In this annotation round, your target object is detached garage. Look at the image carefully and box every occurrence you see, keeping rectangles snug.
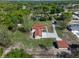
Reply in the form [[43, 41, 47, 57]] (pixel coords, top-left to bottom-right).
[[56, 40, 69, 49]]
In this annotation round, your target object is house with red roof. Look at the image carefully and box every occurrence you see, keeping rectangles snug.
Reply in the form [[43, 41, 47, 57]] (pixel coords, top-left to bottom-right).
[[31, 23, 69, 49], [56, 40, 69, 49], [31, 24, 46, 39]]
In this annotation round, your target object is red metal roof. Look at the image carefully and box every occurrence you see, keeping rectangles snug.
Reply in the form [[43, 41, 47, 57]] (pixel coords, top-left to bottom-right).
[[57, 40, 69, 48], [33, 24, 45, 30], [33, 24, 45, 36], [35, 30, 42, 36]]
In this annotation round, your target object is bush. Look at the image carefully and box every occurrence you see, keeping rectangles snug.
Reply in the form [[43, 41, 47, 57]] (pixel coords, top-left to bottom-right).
[[39, 17, 46, 21], [18, 27, 26, 33], [0, 48, 3, 57], [8, 25, 16, 32], [5, 49, 32, 58], [0, 30, 12, 47]]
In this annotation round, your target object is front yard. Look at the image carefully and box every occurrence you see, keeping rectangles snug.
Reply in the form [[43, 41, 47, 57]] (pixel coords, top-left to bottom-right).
[[12, 31, 54, 48], [11, 18, 54, 48], [56, 27, 64, 38]]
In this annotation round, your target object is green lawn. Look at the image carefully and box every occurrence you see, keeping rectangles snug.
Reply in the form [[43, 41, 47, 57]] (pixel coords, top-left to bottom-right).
[[23, 19, 52, 32], [0, 47, 3, 57], [56, 27, 64, 38], [12, 31, 54, 48], [11, 19, 54, 48], [5, 48, 32, 58]]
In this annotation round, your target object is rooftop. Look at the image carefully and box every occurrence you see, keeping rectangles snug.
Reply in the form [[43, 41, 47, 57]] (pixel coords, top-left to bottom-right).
[[32, 24, 45, 36], [32, 24, 45, 30], [57, 40, 69, 48]]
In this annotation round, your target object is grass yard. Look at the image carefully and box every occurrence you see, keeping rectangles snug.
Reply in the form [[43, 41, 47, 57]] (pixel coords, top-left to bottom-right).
[[0, 15, 54, 49], [23, 13, 52, 29], [56, 27, 64, 38], [0, 47, 3, 57], [5, 48, 32, 58], [11, 31, 54, 48]]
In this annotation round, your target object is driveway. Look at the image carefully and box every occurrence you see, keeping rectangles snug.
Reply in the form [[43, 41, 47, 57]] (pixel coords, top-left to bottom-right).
[[52, 24, 62, 41], [42, 32, 56, 38], [42, 19, 62, 41], [51, 17, 62, 41]]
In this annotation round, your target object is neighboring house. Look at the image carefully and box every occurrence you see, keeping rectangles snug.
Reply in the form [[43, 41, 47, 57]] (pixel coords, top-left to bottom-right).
[[56, 40, 69, 49], [68, 24, 79, 38], [69, 20, 79, 24], [74, 11, 79, 15], [70, 24, 79, 38], [73, 11, 79, 20], [72, 15, 79, 20], [68, 18, 79, 38]]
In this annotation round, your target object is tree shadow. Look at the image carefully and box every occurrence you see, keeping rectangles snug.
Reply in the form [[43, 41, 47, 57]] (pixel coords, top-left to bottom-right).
[[69, 44, 79, 49]]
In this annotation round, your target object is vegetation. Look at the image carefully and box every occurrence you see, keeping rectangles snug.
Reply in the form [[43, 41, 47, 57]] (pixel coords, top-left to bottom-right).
[[54, 11, 72, 38], [0, 25, 12, 47], [38, 39, 54, 47], [12, 31, 53, 48], [0, 2, 74, 58], [50, 4, 64, 14], [0, 47, 3, 57], [0, 2, 71, 48], [54, 12, 72, 22], [5, 48, 32, 58], [0, 3, 30, 32], [56, 27, 64, 38]]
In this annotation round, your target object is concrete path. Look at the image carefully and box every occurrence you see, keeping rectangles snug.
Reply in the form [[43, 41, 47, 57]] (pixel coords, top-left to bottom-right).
[[41, 17, 62, 41], [42, 23, 62, 41], [42, 32, 56, 38], [52, 24, 62, 41], [52, 17, 62, 41]]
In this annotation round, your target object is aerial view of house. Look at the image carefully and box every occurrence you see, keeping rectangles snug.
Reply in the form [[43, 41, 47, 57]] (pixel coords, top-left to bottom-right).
[[0, 0, 79, 58]]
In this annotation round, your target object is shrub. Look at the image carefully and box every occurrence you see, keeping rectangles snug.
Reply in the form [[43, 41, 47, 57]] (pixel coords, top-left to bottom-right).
[[0, 48, 3, 57], [5, 49, 32, 58]]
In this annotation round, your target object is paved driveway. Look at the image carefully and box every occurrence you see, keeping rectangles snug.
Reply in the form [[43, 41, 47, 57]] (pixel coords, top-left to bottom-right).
[[52, 24, 62, 41], [41, 24, 62, 41], [42, 32, 56, 38]]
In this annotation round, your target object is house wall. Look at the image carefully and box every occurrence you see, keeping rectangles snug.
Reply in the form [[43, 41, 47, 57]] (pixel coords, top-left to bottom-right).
[[35, 36, 41, 39], [58, 48, 68, 50]]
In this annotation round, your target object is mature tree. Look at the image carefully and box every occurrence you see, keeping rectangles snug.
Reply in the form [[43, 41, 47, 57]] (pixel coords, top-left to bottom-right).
[[55, 12, 72, 28], [49, 4, 64, 14], [0, 26, 12, 47]]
